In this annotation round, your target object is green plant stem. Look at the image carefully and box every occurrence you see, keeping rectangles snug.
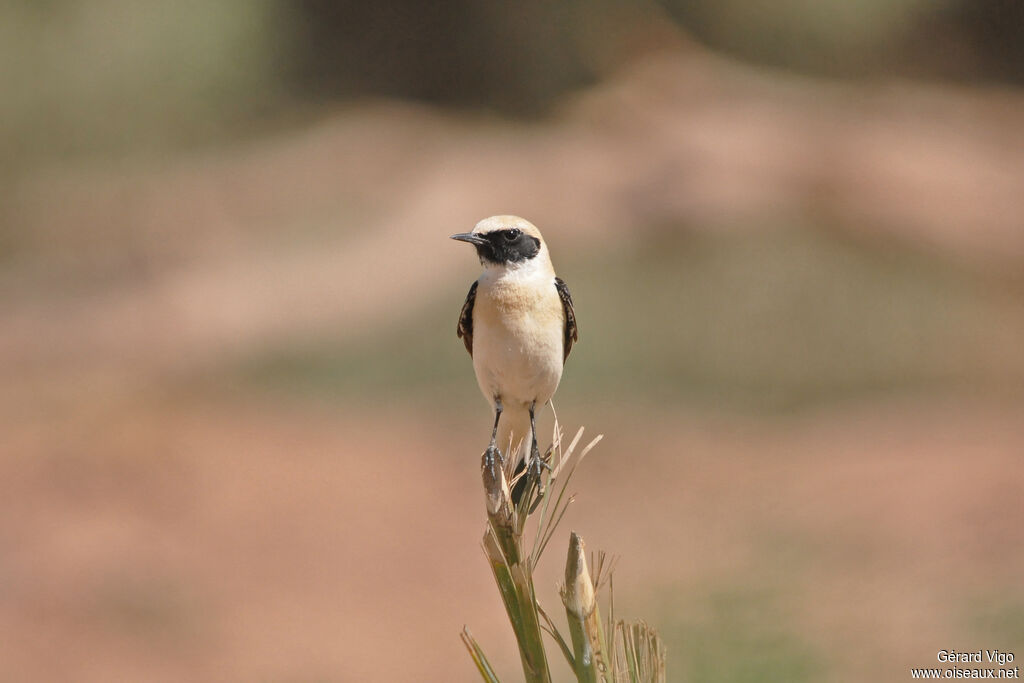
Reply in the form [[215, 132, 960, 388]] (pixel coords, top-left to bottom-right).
[[562, 531, 610, 683], [482, 452, 552, 683]]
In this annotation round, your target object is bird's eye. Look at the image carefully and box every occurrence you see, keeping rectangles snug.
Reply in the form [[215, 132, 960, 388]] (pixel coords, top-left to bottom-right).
[[504, 229, 521, 241]]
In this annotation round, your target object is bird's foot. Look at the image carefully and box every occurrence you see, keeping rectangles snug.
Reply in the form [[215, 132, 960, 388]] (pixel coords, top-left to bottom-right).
[[529, 443, 552, 473], [526, 446, 551, 511], [482, 444, 504, 474]]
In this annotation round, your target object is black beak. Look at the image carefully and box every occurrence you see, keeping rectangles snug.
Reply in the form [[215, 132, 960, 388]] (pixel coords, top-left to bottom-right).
[[450, 232, 489, 247]]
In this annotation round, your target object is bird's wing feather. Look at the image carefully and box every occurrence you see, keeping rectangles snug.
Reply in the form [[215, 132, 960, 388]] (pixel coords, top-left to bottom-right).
[[554, 276, 578, 361], [457, 280, 478, 356]]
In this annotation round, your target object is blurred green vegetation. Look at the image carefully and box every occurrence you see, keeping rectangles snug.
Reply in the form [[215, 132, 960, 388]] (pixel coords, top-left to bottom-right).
[[663, 0, 937, 74], [0, 0, 279, 167], [658, 586, 823, 682], [4, 0, 1022, 170], [971, 597, 1024, 647], [285, 0, 1024, 108], [238, 224, 1001, 414]]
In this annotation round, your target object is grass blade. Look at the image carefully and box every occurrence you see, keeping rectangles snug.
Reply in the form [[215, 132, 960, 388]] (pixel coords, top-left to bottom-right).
[[537, 602, 575, 669], [461, 627, 503, 683]]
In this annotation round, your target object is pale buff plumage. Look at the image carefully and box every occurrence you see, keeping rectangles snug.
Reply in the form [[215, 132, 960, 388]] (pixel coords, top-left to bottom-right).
[[458, 215, 571, 462], [456, 216, 577, 466]]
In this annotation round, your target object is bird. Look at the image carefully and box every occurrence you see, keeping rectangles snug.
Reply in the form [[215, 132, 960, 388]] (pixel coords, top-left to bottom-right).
[[451, 215, 577, 503]]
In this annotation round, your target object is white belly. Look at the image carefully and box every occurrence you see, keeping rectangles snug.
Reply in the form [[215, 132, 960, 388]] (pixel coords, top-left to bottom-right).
[[472, 307, 564, 411]]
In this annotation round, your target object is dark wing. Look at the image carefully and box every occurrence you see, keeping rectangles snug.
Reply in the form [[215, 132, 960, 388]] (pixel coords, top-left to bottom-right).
[[554, 276, 578, 362], [457, 280, 478, 356]]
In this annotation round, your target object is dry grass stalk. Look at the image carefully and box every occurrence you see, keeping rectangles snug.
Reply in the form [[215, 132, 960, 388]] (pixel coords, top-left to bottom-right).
[[466, 421, 666, 683], [481, 447, 551, 683], [561, 531, 610, 683], [606, 620, 667, 683]]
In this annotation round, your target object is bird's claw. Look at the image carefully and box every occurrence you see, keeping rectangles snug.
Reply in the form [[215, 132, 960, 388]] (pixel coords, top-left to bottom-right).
[[529, 444, 552, 473], [482, 444, 504, 473], [535, 454, 553, 473], [526, 445, 551, 510]]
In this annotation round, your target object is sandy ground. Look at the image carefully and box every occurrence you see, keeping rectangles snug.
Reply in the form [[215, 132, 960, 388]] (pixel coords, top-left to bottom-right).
[[1, 390, 1021, 682]]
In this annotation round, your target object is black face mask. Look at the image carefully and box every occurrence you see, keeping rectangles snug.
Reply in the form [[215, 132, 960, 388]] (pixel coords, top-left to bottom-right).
[[477, 228, 541, 264]]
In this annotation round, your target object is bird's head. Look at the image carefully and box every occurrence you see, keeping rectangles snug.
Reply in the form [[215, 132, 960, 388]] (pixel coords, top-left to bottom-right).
[[450, 215, 548, 269]]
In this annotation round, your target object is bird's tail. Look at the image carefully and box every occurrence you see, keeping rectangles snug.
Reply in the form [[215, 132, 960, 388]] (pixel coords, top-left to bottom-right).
[[496, 405, 532, 471], [495, 405, 534, 505]]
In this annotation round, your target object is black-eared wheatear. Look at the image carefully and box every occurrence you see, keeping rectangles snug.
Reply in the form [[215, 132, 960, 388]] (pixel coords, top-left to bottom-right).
[[452, 215, 577, 502]]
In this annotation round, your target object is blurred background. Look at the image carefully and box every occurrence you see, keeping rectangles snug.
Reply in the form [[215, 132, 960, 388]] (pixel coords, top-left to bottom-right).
[[3, 1, 1024, 681]]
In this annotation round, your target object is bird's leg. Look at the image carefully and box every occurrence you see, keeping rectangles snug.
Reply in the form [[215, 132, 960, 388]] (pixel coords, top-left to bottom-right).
[[483, 399, 504, 469], [529, 401, 541, 464], [527, 401, 548, 501]]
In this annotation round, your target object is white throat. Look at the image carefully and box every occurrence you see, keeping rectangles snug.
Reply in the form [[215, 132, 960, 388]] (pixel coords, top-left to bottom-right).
[[479, 251, 553, 287]]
